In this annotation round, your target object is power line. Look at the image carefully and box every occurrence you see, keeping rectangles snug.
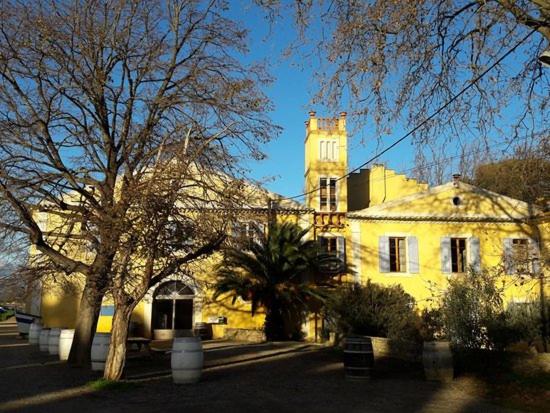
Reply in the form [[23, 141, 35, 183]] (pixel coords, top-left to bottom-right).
[[283, 27, 538, 201]]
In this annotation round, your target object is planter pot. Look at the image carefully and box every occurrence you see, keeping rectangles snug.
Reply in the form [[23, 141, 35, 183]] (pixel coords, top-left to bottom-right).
[[58, 329, 75, 361], [423, 341, 453, 382], [15, 310, 40, 335], [171, 337, 203, 384], [343, 336, 374, 380], [91, 333, 111, 371], [48, 328, 61, 355], [29, 322, 43, 345], [39, 328, 51, 352]]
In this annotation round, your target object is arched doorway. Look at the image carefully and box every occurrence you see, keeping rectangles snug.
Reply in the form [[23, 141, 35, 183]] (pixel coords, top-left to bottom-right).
[[152, 281, 195, 339]]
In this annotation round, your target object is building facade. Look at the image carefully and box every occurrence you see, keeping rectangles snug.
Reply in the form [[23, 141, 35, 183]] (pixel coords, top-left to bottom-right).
[[29, 112, 549, 341]]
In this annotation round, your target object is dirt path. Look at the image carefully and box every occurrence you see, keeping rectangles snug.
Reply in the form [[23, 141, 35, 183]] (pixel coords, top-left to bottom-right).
[[0, 319, 526, 413]]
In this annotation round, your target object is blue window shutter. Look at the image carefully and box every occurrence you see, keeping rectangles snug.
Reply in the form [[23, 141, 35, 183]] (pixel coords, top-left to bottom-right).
[[407, 236, 419, 274], [441, 237, 451, 274], [529, 238, 541, 274], [337, 236, 346, 263], [468, 237, 481, 272], [379, 236, 390, 273], [503, 238, 514, 274]]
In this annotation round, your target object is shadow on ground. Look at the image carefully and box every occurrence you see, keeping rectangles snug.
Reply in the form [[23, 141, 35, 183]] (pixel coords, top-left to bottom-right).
[[0, 320, 530, 413]]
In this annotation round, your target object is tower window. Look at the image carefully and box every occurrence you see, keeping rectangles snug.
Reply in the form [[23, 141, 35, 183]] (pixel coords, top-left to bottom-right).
[[319, 178, 337, 211], [319, 140, 339, 161]]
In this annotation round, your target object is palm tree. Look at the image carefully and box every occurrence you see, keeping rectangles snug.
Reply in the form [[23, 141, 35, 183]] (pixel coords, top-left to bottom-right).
[[214, 221, 326, 340]]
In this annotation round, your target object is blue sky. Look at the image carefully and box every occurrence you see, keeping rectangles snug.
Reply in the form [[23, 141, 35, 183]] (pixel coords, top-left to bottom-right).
[[236, 4, 418, 200], [230, 3, 545, 201]]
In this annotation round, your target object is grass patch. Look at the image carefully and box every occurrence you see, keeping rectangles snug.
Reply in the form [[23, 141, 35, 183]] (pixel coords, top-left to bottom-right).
[[0, 310, 15, 321], [87, 378, 139, 392]]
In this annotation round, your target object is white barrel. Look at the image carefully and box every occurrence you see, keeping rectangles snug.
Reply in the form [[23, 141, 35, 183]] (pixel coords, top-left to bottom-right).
[[91, 333, 111, 371], [171, 337, 204, 384], [29, 322, 43, 345], [423, 341, 454, 382], [39, 328, 51, 352], [58, 329, 75, 361], [48, 328, 61, 355]]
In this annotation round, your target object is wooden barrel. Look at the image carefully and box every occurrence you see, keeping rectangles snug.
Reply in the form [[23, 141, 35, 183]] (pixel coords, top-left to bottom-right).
[[91, 333, 111, 371], [193, 322, 213, 340], [59, 329, 75, 361], [171, 337, 203, 384], [39, 328, 51, 352], [48, 328, 61, 355], [29, 322, 43, 345], [423, 341, 453, 382], [343, 336, 374, 380]]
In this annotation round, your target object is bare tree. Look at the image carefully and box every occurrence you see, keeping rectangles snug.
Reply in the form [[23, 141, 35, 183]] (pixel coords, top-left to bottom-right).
[[0, 0, 277, 366], [286, 1, 549, 149]]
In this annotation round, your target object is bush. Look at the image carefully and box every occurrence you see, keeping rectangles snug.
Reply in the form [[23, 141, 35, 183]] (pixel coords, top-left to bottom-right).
[[0, 309, 15, 321], [487, 302, 543, 350], [326, 281, 421, 343], [440, 269, 504, 350], [419, 308, 446, 342]]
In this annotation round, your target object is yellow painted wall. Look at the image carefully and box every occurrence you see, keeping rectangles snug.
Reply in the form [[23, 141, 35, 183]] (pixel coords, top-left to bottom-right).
[[352, 218, 543, 308], [368, 165, 428, 206]]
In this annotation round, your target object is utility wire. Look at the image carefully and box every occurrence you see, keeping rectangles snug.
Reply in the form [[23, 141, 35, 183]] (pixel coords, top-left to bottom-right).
[[346, 132, 543, 189], [282, 27, 538, 201]]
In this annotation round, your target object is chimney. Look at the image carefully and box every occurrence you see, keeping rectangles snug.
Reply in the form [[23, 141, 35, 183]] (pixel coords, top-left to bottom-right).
[[309, 110, 316, 118], [452, 173, 461, 187]]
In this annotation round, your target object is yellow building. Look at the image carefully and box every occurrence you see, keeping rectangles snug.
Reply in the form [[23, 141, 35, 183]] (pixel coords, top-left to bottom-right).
[[304, 111, 548, 312], [30, 112, 548, 341]]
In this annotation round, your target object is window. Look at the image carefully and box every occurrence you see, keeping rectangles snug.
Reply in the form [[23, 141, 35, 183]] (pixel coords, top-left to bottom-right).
[[319, 236, 338, 255], [389, 237, 406, 272], [232, 221, 265, 244], [318, 235, 346, 273], [319, 139, 338, 161], [450, 238, 467, 273], [511, 239, 529, 273], [319, 178, 337, 211]]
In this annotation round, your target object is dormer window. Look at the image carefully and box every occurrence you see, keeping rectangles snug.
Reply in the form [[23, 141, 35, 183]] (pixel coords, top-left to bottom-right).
[[319, 139, 339, 161]]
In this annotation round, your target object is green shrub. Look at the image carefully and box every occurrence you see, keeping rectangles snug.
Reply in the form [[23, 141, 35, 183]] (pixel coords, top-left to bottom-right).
[[0, 310, 15, 321], [325, 281, 420, 343], [419, 308, 446, 341], [440, 269, 505, 350], [487, 302, 543, 350]]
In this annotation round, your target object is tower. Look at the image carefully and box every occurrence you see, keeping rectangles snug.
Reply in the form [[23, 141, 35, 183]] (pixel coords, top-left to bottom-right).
[[304, 111, 348, 213]]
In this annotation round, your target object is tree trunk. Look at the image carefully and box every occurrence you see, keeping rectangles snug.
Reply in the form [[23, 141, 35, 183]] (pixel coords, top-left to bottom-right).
[[68, 280, 104, 366], [103, 302, 135, 380], [264, 302, 285, 341]]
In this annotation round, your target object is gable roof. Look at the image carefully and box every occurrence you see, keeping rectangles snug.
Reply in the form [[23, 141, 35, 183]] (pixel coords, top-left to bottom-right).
[[347, 181, 540, 222]]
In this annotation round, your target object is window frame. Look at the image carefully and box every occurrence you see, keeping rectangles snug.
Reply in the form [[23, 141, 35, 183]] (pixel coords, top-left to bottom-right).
[[450, 237, 467, 273], [319, 177, 337, 211], [319, 139, 339, 162], [389, 237, 407, 273]]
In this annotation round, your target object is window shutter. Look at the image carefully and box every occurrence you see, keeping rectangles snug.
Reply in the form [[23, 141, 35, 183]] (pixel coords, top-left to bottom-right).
[[351, 224, 361, 283], [440, 237, 451, 274], [337, 236, 346, 263], [407, 236, 419, 274], [468, 237, 481, 272], [529, 238, 541, 274], [503, 238, 514, 274], [379, 236, 390, 273]]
